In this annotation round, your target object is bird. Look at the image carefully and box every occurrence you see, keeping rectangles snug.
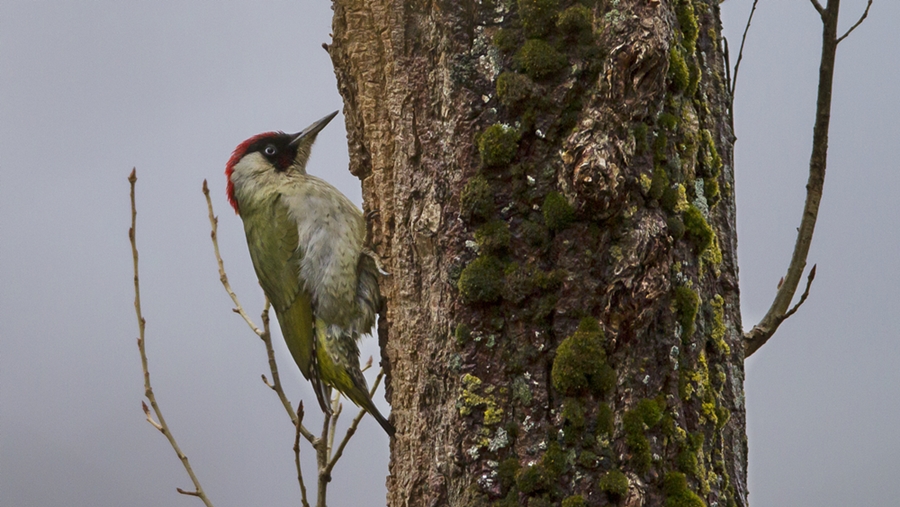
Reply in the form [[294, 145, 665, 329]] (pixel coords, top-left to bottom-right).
[[225, 111, 394, 436]]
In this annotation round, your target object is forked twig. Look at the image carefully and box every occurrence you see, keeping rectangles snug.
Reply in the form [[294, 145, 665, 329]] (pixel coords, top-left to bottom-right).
[[130, 169, 214, 506], [745, 0, 871, 357], [202, 179, 315, 441]]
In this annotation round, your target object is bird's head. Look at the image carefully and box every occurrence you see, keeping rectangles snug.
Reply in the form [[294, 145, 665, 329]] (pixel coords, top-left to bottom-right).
[[225, 111, 338, 214]]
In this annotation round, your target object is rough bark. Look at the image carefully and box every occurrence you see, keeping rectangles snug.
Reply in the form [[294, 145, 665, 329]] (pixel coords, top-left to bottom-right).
[[328, 1, 745, 506]]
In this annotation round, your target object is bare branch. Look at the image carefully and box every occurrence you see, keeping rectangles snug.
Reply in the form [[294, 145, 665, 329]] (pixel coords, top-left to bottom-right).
[[731, 0, 760, 96], [316, 412, 331, 507], [809, 0, 825, 16], [744, 2, 844, 357], [293, 403, 311, 507], [837, 0, 873, 44], [202, 180, 263, 337], [130, 169, 214, 507]]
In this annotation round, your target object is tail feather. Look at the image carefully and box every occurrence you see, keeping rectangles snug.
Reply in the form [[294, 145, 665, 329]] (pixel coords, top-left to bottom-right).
[[317, 320, 394, 436], [308, 332, 332, 416], [367, 402, 395, 436]]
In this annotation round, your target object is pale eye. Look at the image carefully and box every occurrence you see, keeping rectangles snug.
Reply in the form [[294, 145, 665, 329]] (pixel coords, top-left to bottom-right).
[[264, 145, 277, 156]]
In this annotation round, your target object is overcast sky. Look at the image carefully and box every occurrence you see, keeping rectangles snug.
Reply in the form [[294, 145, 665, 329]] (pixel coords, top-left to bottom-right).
[[1, 1, 897, 506]]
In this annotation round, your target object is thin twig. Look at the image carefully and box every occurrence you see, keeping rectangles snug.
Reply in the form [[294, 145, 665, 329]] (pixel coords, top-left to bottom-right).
[[723, 36, 731, 96], [324, 370, 385, 477], [780, 265, 817, 321], [293, 403, 311, 507], [316, 413, 331, 507], [836, 0, 872, 44], [202, 180, 263, 336], [130, 169, 214, 507], [202, 180, 315, 442], [731, 0, 760, 96], [328, 396, 343, 457]]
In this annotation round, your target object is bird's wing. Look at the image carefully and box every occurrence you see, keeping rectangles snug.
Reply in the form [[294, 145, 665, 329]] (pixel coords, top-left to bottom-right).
[[243, 197, 327, 413]]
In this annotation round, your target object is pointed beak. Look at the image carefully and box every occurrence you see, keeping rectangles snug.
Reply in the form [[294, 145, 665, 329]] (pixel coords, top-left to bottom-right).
[[289, 111, 339, 146]]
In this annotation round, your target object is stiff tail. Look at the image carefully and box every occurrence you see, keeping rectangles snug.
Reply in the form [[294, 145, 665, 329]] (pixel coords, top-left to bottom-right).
[[367, 402, 395, 436], [308, 334, 332, 416], [315, 319, 395, 436]]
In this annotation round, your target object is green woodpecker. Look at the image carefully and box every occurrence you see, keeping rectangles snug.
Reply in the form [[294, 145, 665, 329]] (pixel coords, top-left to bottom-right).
[[225, 111, 393, 436]]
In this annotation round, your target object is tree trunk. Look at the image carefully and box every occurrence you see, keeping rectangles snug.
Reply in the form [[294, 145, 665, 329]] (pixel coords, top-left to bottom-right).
[[328, 1, 745, 506]]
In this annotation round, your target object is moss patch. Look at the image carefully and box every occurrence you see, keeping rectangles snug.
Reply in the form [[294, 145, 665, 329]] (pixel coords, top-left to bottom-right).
[[551, 318, 615, 396], [703, 177, 720, 206], [461, 175, 494, 221], [516, 39, 567, 80], [659, 112, 679, 131], [673, 285, 700, 340], [520, 219, 551, 249], [557, 5, 592, 40], [634, 123, 650, 155], [599, 469, 629, 498], [669, 47, 690, 93], [664, 472, 706, 507], [516, 463, 548, 495], [493, 28, 521, 54], [561, 397, 586, 429], [595, 402, 614, 436], [709, 294, 730, 354], [455, 323, 472, 346], [518, 0, 560, 37], [458, 255, 505, 303], [667, 215, 686, 240], [541, 441, 567, 478], [479, 124, 520, 168], [498, 457, 520, 491], [542, 191, 575, 231], [561, 495, 587, 507], [623, 398, 665, 473], [682, 205, 713, 253], [676, 0, 699, 53], [699, 130, 722, 174], [503, 262, 560, 304], [475, 220, 512, 254], [649, 164, 670, 201], [661, 183, 689, 214], [497, 71, 534, 107]]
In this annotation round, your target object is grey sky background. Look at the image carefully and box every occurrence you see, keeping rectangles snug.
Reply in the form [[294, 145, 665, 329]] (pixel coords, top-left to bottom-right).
[[0, 1, 896, 506]]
